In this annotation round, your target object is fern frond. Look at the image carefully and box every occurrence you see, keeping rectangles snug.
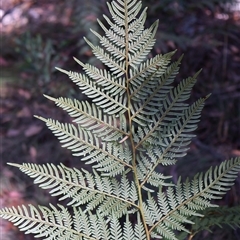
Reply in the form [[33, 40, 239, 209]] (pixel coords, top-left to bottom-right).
[[86, 210, 110, 239], [128, 20, 158, 67], [73, 58, 126, 96], [139, 95, 209, 187], [0, 204, 96, 240], [123, 215, 135, 240], [84, 37, 126, 77], [136, 152, 174, 188], [145, 157, 240, 239], [1, 1, 239, 239], [43, 95, 128, 140], [7, 163, 138, 218], [129, 51, 177, 100], [130, 59, 184, 127], [109, 212, 146, 240], [56, 68, 127, 115], [190, 206, 240, 236], [134, 212, 147, 240], [133, 70, 200, 134], [35, 116, 132, 176], [91, 0, 158, 74]]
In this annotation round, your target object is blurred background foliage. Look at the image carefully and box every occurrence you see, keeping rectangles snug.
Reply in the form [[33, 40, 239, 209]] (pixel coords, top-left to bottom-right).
[[0, 0, 240, 239]]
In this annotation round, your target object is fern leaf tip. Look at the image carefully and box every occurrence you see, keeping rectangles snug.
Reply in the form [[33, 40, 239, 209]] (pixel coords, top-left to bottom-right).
[[7, 162, 22, 168], [194, 69, 203, 78], [55, 67, 69, 75], [43, 94, 56, 102], [205, 93, 212, 99], [34, 115, 47, 122], [73, 57, 84, 67]]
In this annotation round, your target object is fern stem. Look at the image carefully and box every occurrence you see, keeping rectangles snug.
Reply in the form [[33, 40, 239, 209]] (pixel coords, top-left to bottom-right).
[[188, 234, 194, 240], [123, 0, 150, 238]]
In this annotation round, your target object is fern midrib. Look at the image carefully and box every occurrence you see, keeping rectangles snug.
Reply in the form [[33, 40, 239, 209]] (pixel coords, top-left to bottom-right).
[[85, 38, 126, 74], [97, 18, 126, 46], [123, 0, 150, 239], [128, 55, 168, 98], [135, 75, 197, 150], [45, 95, 129, 136], [57, 67, 127, 111], [148, 158, 240, 234], [12, 163, 138, 209], [129, 61, 166, 101], [73, 57, 127, 91], [130, 64, 175, 121], [35, 116, 132, 169], [100, 34, 126, 59], [0, 208, 95, 240], [68, 71, 127, 109], [140, 97, 207, 187], [133, 61, 183, 143], [128, 22, 157, 65], [129, 52, 177, 99]]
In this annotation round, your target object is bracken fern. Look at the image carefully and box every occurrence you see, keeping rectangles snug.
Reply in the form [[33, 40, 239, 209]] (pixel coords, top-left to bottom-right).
[[1, 0, 240, 239]]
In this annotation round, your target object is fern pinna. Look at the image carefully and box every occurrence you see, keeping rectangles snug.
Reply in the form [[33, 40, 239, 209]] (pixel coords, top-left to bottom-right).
[[1, 0, 240, 239]]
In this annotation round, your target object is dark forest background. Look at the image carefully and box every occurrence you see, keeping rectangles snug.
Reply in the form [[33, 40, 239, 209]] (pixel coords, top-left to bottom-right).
[[0, 0, 240, 239]]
